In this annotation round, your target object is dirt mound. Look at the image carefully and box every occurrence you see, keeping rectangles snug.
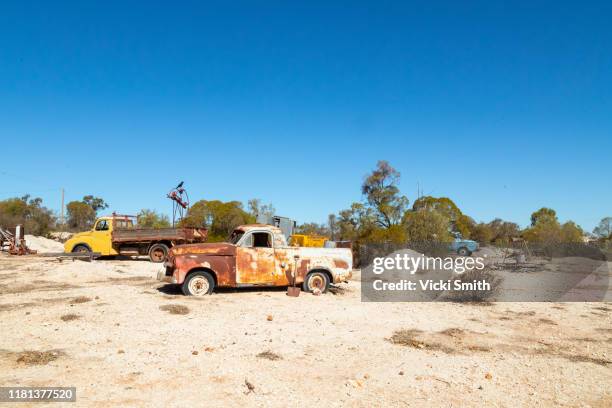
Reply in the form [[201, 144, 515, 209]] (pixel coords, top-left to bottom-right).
[[24, 235, 64, 253], [49, 231, 73, 242]]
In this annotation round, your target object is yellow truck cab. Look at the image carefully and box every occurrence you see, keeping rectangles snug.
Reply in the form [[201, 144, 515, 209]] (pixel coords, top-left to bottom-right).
[[64, 214, 207, 262], [64, 215, 131, 256]]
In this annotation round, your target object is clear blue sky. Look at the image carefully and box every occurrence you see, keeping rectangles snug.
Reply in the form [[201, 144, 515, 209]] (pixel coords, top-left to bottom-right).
[[0, 1, 610, 231]]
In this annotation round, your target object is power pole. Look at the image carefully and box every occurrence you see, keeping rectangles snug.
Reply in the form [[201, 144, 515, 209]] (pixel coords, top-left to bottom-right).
[[60, 188, 65, 229]]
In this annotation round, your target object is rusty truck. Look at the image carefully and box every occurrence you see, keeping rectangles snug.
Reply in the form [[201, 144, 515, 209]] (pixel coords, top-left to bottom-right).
[[157, 224, 353, 296], [64, 214, 208, 262]]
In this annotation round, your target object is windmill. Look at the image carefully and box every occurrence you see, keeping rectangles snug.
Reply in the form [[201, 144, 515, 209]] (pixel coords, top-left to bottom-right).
[[167, 181, 189, 227]]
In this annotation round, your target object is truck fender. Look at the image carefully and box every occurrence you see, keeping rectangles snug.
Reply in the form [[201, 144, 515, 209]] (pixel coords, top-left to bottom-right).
[[181, 267, 218, 287], [71, 243, 92, 252]]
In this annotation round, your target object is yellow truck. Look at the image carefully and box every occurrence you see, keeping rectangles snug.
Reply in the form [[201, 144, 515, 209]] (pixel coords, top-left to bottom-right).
[[63, 214, 207, 262]]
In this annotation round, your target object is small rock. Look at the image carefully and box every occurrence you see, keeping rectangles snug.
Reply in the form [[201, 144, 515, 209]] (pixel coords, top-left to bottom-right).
[[266, 315, 273, 321], [117, 350, 125, 354], [399, 371, 404, 376], [363, 373, 370, 380], [192, 351, 199, 355], [485, 373, 492, 380]]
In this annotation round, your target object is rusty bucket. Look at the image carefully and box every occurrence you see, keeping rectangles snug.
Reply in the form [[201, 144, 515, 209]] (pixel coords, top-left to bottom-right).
[[286, 286, 301, 297]]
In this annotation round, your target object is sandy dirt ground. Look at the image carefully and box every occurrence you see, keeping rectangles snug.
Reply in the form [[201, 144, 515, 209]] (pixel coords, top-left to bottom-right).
[[1, 254, 611, 407]]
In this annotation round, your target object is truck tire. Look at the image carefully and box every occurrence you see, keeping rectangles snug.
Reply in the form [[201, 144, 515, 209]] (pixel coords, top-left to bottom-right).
[[72, 244, 91, 253], [182, 271, 215, 296], [457, 247, 471, 256], [303, 271, 330, 293], [148, 243, 169, 263]]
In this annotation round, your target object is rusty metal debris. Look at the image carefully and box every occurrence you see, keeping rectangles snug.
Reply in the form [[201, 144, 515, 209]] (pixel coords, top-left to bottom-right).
[[0, 224, 36, 255], [167, 181, 189, 226]]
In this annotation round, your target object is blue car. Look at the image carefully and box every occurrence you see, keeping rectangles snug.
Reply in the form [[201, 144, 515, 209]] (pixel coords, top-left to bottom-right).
[[449, 234, 479, 256]]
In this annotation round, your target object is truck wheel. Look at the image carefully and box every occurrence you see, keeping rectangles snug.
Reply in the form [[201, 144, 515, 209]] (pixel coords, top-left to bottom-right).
[[72, 244, 91, 253], [457, 247, 471, 256], [148, 244, 169, 263], [303, 271, 330, 293], [182, 271, 214, 296]]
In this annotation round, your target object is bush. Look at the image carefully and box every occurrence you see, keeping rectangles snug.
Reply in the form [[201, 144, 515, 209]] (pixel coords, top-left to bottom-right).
[[444, 268, 502, 303], [0, 196, 56, 236], [137, 209, 170, 228]]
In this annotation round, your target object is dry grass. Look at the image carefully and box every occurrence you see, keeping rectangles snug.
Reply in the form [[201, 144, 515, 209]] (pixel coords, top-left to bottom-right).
[[0, 282, 81, 295], [538, 318, 558, 325], [70, 296, 92, 304], [159, 304, 190, 315], [256, 350, 283, 361], [16, 350, 63, 365], [0, 302, 37, 312], [389, 327, 495, 354], [60, 313, 80, 321], [108, 276, 150, 282], [328, 285, 350, 296], [439, 328, 465, 337], [388, 329, 456, 354]]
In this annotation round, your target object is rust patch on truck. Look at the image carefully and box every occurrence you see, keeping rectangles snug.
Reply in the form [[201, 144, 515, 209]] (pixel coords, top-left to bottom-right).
[[236, 247, 278, 284], [334, 259, 349, 269]]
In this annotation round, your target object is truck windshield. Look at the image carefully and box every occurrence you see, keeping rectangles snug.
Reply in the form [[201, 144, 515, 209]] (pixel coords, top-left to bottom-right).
[[228, 231, 244, 244]]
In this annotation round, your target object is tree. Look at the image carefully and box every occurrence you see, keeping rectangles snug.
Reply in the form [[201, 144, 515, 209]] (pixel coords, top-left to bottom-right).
[[247, 199, 275, 220], [487, 218, 521, 244], [560, 221, 583, 243], [295, 222, 329, 236], [328, 214, 338, 240], [337, 202, 377, 241], [593, 217, 612, 239], [361, 161, 409, 228], [469, 223, 494, 244], [523, 208, 584, 243], [137, 209, 170, 228], [412, 196, 473, 237], [403, 209, 452, 242], [66, 195, 109, 231], [181, 200, 255, 241], [0, 195, 56, 236], [66, 201, 96, 230], [530, 207, 557, 227], [82, 195, 109, 212]]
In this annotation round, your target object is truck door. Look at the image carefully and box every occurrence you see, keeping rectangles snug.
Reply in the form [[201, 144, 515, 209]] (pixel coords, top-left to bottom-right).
[[236, 231, 276, 285], [91, 219, 111, 255]]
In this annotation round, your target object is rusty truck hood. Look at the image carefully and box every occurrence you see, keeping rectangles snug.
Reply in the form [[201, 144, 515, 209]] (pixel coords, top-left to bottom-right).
[[171, 242, 236, 256]]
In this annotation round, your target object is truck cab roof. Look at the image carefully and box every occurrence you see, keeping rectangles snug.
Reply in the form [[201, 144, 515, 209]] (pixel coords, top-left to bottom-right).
[[234, 224, 284, 235]]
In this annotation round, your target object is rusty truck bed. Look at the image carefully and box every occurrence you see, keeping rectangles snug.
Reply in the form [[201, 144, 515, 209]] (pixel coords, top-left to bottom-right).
[[112, 227, 207, 244]]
